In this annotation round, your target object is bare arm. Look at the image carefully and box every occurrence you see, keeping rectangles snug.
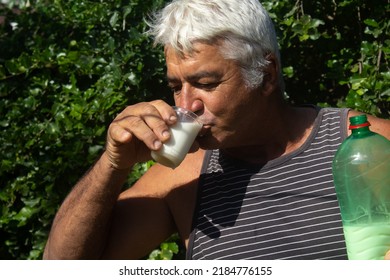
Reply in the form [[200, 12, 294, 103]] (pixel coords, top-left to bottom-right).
[[348, 110, 390, 139], [43, 101, 179, 259], [99, 148, 204, 259], [43, 152, 130, 259]]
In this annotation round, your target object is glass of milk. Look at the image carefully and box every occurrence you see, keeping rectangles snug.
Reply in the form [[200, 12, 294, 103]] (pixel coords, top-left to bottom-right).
[[151, 106, 202, 168]]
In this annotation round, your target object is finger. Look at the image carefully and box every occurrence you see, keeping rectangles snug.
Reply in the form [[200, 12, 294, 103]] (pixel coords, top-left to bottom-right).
[[385, 250, 390, 260], [108, 120, 133, 145], [108, 101, 176, 151], [118, 114, 163, 150], [110, 103, 164, 148], [150, 100, 178, 125], [139, 104, 172, 143], [105, 122, 138, 170]]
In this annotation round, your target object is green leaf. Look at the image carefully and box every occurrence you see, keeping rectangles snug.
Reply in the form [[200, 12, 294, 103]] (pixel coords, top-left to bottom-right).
[[0, 65, 6, 79], [5, 59, 20, 75], [364, 19, 379, 28], [109, 11, 119, 28]]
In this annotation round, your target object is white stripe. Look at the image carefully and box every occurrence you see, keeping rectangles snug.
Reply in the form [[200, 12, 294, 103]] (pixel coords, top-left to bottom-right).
[[201, 171, 335, 207], [195, 201, 340, 247], [315, 129, 340, 138], [310, 136, 341, 146], [194, 222, 344, 259], [202, 156, 335, 193]]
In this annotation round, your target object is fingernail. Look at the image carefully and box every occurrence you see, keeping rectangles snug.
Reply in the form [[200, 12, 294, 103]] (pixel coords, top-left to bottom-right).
[[154, 140, 162, 150], [169, 115, 177, 122], [162, 130, 170, 139]]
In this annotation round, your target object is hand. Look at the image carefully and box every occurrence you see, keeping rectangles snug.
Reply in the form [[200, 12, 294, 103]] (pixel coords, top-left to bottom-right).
[[104, 100, 177, 170], [386, 250, 390, 260]]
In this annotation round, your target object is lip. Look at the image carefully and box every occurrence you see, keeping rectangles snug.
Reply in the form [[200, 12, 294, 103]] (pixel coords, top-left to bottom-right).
[[198, 125, 211, 137]]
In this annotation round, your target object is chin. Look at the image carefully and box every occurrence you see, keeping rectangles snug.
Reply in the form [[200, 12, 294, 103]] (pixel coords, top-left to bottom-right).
[[196, 134, 224, 150]]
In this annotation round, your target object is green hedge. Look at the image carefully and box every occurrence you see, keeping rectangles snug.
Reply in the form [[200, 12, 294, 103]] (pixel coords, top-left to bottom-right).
[[265, 0, 389, 115], [0, 0, 388, 260]]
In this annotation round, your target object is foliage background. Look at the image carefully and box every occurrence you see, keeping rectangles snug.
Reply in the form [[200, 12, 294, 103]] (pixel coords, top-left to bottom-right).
[[0, 0, 389, 260]]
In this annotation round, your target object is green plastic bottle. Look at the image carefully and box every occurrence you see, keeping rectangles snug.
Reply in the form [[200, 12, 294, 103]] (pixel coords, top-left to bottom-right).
[[332, 114, 390, 260]]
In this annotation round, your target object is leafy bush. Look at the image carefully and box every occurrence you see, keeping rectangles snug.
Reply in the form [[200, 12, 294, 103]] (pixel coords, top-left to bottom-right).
[[0, 0, 170, 259], [0, 0, 388, 260], [264, 0, 389, 117]]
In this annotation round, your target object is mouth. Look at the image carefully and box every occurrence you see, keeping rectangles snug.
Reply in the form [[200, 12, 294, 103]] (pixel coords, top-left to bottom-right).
[[198, 125, 211, 138]]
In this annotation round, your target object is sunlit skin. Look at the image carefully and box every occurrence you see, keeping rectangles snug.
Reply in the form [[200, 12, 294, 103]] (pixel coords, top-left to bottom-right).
[[165, 42, 317, 164], [166, 43, 258, 150]]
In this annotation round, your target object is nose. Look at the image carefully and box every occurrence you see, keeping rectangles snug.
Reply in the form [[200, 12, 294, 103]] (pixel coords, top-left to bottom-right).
[[175, 84, 204, 115]]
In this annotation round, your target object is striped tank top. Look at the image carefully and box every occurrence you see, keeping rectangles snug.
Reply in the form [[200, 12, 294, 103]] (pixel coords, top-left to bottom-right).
[[187, 107, 350, 259]]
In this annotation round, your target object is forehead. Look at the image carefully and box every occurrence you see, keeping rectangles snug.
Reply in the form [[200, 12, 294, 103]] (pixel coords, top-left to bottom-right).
[[165, 41, 221, 58], [164, 42, 236, 79]]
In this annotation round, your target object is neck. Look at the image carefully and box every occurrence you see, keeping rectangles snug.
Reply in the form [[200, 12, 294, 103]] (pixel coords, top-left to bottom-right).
[[222, 105, 318, 164]]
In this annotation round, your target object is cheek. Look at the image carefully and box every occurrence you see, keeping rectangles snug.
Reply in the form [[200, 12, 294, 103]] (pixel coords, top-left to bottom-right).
[[197, 81, 252, 125], [210, 87, 251, 118], [202, 96, 229, 121]]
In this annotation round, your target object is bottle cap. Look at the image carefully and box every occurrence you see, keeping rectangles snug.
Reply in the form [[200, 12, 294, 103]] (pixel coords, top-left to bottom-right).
[[349, 114, 371, 129]]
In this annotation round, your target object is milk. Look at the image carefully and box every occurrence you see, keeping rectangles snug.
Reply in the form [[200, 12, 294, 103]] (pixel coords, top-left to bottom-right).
[[151, 121, 202, 168], [343, 224, 390, 259]]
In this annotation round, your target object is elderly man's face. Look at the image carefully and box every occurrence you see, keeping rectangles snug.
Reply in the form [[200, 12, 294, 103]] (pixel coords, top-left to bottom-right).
[[165, 42, 267, 150]]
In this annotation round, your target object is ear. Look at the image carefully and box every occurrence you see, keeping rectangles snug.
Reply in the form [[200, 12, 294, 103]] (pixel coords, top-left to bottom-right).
[[260, 54, 279, 97]]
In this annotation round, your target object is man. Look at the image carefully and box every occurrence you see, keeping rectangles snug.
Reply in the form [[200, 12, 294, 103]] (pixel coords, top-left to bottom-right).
[[43, 0, 390, 259]]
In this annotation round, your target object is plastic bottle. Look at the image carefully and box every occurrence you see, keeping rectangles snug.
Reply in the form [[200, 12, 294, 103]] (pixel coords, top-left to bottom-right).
[[332, 114, 390, 260]]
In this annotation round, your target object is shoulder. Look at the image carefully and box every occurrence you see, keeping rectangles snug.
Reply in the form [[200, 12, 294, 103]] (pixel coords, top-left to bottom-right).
[[347, 110, 390, 139]]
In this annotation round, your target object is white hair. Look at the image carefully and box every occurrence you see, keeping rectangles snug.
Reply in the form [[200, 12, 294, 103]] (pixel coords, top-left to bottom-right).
[[147, 0, 283, 90]]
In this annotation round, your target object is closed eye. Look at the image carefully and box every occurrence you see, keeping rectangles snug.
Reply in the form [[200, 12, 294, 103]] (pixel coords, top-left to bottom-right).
[[168, 84, 182, 94], [193, 82, 219, 91]]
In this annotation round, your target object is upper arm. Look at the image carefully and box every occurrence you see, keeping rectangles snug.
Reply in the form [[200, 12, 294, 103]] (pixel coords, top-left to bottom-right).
[[100, 165, 177, 259], [100, 149, 205, 259], [348, 110, 390, 139]]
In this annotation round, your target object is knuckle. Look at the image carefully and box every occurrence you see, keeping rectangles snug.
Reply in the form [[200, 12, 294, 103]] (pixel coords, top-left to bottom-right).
[[150, 99, 165, 107], [109, 102, 167, 148], [107, 123, 124, 142], [140, 129, 156, 142], [141, 104, 158, 117], [153, 121, 169, 132]]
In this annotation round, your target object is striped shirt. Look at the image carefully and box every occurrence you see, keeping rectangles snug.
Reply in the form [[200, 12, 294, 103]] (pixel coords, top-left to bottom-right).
[[187, 107, 350, 259]]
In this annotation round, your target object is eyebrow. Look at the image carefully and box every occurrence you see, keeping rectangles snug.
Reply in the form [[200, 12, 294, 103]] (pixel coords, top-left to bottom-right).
[[167, 71, 223, 84]]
